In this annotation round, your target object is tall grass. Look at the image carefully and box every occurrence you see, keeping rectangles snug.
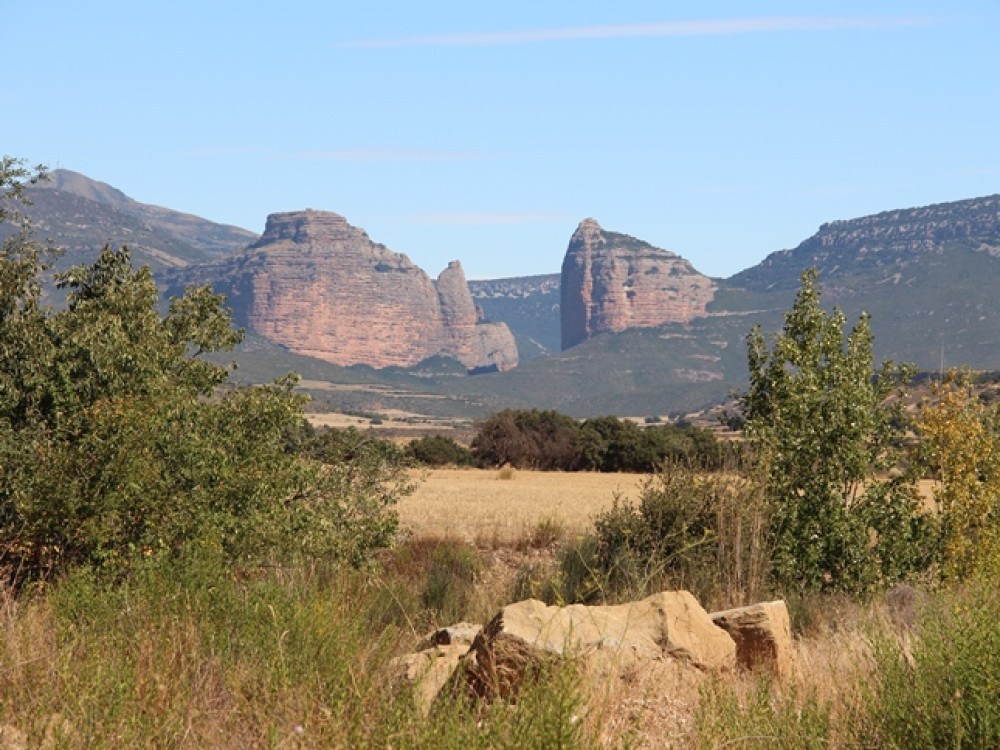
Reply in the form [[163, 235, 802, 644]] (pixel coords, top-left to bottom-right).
[[0, 551, 591, 748], [866, 576, 1000, 748]]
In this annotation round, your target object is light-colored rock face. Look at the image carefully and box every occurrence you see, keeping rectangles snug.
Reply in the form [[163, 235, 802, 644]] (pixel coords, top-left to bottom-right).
[[465, 591, 735, 700], [387, 590, 796, 715], [436, 261, 519, 372], [560, 218, 716, 350], [389, 644, 470, 717], [235, 210, 517, 371]]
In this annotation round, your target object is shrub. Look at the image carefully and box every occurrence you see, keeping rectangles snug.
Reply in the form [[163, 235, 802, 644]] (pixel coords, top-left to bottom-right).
[[0, 162, 404, 578], [916, 369, 1000, 579], [550, 464, 770, 606], [471, 409, 580, 470], [419, 541, 481, 621], [471, 409, 729, 473], [406, 434, 475, 467]]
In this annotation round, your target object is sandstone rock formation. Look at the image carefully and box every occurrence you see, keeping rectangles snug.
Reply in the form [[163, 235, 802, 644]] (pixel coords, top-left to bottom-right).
[[198, 210, 518, 371], [560, 218, 716, 350], [710, 600, 796, 678], [391, 590, 742, 713], [464, 591, 736, 700]]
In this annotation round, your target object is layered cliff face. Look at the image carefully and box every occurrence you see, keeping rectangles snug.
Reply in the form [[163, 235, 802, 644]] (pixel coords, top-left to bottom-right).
[[730, 194, 1000, 292], [209, 210, 518, 370], [560, 218, 716, 350]]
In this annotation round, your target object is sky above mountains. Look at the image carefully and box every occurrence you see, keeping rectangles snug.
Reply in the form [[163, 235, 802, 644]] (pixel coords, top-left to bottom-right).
[[6, 1, 1000, 279]]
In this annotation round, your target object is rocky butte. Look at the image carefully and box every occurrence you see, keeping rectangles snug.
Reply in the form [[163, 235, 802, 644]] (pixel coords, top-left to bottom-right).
[[207, 210, 518, 371], [560, 218, 716, 350]]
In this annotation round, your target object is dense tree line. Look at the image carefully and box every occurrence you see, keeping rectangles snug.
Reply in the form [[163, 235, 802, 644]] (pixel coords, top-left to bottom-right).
[[469, 409, 729, 472]]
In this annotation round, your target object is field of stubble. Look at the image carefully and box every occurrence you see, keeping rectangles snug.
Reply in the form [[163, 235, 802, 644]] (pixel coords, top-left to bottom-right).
[[398, 468, 650, 542]]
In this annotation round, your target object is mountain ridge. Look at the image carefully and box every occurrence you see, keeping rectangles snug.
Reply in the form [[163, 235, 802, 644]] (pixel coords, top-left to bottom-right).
[[9, 167, 1000, 417]]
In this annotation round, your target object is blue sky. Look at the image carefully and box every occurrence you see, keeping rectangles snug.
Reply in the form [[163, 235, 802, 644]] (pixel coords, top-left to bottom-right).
[[5, 2, 999, 279]]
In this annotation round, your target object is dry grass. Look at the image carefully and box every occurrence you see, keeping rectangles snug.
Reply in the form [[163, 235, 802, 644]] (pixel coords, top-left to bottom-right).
[[398, 468, 648, 544]]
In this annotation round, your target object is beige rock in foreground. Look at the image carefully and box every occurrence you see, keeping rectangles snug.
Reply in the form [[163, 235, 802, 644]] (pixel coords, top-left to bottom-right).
[[465, 591, 736, 699], [710, 600, 796, 678], [389, 643, 470, 716]]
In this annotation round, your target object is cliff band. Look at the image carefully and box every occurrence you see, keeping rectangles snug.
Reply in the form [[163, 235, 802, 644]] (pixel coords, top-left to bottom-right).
[[212, 210, 518, 370]]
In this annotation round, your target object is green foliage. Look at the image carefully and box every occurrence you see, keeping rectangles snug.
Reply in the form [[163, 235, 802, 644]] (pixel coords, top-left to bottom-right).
[[406, 434, 475, 467], [419, 541, 481, 621], [696, 675, 834, 749], [0, 161, 402, 577], [544, 465, 769, 606], [867, 578, 1000, 748], [741, 268, 933, 594], [471, 408, 727, 473], [3, 555, 591, 747], [471, 408, 581, 470]]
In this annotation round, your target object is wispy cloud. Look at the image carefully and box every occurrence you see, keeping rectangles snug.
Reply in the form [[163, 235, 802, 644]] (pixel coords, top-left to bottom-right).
[[395, 211, 571, 226], [342, 16, 938, 49], [290, 148, 499, 162]]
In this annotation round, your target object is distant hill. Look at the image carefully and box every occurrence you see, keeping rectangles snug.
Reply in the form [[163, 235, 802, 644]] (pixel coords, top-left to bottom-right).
[[9, 170, 257, 287], [443, 194, 1000, 415]]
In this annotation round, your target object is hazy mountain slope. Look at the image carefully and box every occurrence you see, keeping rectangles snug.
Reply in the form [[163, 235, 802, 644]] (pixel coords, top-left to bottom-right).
[[729, 194, 1000, 292], [37, 170, 258, 257], [468, 274, 560, 360]]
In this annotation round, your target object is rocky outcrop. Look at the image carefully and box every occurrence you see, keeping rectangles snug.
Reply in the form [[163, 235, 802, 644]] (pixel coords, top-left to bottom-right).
[[730, 194, 1000, 292], [195, 210, 518, 371], [464, 592, 736, 700], [560, 218, 716, 350], [391, 590, 742, 713]]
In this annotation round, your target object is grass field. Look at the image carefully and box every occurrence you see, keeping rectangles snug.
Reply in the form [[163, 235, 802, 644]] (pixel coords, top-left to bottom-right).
[[399, 468, 649, 543]]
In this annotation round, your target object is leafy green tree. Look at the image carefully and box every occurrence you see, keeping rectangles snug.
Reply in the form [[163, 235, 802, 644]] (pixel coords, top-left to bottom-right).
[[0, 158, 403, 577], [741, 268, 932, 593], [471, 409, 580, 470], [405, 434, 475, 467]]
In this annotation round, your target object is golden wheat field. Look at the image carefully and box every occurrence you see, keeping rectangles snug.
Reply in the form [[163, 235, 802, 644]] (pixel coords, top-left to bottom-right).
[[398, 468, 650, 543]]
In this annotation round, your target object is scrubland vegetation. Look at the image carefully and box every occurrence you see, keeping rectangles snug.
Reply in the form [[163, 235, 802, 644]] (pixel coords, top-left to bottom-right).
[[4, 158, 1000, 746]]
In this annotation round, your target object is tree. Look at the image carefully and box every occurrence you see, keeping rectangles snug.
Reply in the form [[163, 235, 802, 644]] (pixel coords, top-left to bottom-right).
[[0, 158, 403, 577], [917, 370, 1000, 579], [471, 409, 580, 470], [741, 268, 932, 593]]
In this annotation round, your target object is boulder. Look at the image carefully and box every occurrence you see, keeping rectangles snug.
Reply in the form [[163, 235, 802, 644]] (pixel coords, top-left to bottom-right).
[[464, 591, 736, 699], [389, 643, 470, 716], [710, 600, 796, 678]]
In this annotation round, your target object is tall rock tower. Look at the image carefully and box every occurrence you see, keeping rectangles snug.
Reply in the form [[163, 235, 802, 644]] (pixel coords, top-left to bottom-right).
[[560, 218, 715, 350]]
